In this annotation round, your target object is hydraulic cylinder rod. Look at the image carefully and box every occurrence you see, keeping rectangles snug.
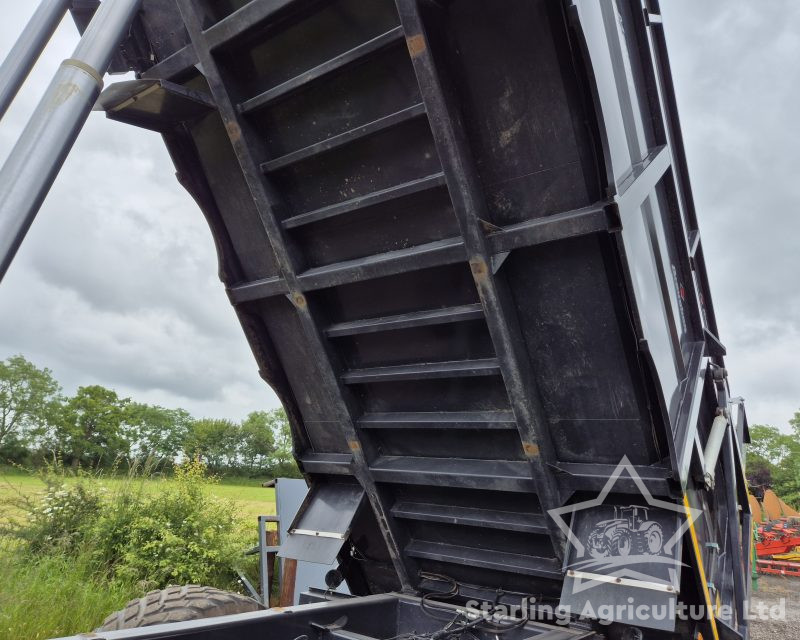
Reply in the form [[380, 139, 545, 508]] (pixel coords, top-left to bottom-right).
[[0, 0, 143, 282], [703, 414, 728, 489], [0, 0, 72, 120]]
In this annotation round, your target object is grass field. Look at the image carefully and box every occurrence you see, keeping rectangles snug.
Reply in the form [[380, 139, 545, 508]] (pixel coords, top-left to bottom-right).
[[0, 468, 279, 640], [0, 468, 276, 522]]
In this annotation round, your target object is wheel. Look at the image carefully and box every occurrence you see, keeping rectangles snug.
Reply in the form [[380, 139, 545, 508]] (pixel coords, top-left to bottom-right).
[[588, 529, 610, 559], [641, 522, 664, 555], [611, 530, 632, 556], [97, 585, 263, 631]]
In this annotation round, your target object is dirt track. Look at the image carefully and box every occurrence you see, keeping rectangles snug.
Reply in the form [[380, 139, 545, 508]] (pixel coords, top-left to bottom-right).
[[748, 575, 800, 640]]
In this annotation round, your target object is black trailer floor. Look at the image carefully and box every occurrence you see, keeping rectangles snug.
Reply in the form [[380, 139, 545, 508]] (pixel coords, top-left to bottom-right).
[[65, 593, 598, 640]]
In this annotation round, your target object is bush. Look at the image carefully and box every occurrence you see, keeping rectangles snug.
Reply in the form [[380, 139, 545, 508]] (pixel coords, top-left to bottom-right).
[[104, 461, 248, 588], [11, 481, 102, 554], [4, 460, 255, 592]]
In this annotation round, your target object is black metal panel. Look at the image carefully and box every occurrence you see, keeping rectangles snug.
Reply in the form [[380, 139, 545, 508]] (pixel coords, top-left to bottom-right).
[[98, 79, 214, 132], [279, 483, 364, 565]]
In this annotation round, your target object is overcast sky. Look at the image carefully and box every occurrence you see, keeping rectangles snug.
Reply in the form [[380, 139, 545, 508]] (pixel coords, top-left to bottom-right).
[[0, 2, 798, 430]]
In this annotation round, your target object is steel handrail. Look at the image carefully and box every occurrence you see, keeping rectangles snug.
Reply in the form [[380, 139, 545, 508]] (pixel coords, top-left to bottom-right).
[[0, 0, 142, 281]]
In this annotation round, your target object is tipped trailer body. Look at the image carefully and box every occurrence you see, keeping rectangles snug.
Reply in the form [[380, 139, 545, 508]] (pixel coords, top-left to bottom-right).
[[0, 0, 751, 639]]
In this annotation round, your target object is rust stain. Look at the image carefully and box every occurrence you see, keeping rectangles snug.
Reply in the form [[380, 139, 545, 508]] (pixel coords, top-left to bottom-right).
[[478, 219, 501, 234], [523, 442, 540, 457], [348, 440, 361, 452], [291, 292, 307, 309], [469, 257, 488, 282], [406, 34, 426, 59], [225, 120, 242, 142]]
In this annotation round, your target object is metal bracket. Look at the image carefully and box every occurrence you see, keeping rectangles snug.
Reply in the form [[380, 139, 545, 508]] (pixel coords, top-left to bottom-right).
[[644, 11, 663, 27], [289, 528, 347, 541], [97, 78, 215, 132], [491, 251, 510, 274], [704, 329, 727, 359], [567, 569, 678, 594]]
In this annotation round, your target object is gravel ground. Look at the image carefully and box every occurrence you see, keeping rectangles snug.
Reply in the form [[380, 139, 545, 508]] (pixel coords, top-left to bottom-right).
[[748, 575, 800, 640]]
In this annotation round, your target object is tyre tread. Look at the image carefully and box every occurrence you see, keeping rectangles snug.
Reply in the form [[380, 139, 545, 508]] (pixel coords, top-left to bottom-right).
[[97, 585, 262, 631]]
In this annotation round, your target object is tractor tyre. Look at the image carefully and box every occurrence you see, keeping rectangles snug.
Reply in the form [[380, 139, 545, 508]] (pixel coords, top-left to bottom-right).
[[610, 530, 633, 557], [588, 528, 610, 559], [96, 585, 263, 631], [641, 521, 664, 555]]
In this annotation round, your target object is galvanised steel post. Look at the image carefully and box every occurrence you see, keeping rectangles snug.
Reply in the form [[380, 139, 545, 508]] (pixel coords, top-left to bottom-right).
[[0, 0, 142, 282], [0, 0, 72, 120]]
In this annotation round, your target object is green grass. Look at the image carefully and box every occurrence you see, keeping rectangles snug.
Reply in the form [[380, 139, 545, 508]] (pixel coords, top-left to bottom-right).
[[0, 468, 279, 639], [0, 546, 141, 640], [0, 468, 276, 522]]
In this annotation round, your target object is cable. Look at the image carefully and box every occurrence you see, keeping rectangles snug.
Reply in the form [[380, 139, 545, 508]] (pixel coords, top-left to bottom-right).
[[418, 571, 559, 605], [418, 572, 461, 623], [415, 571, 534, 637]]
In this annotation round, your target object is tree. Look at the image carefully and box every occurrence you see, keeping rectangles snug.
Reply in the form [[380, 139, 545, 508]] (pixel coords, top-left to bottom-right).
[[125, 403, 192, 463], [55, 385, 130, 467], [748, 424, 793, 466], [239, 411, 276, 474], [0, 352, 306, 478], [779, 411, 800, 505], [0, 355, 61, 452], [747, 418, 800, 507], [185, 418, 239, 470], [267, 409, 301, 478], [746, 457, 773, 495]]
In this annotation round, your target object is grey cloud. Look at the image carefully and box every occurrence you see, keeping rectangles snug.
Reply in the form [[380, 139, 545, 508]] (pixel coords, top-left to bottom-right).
[[0, 3, 798, 429], [0, 8, 279, 420], [662, 0, 800, 428]]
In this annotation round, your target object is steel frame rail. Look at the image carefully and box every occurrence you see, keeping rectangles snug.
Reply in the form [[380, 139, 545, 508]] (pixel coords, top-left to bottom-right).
[[394, 0, 567, 558], [0, 0, 72, 119]]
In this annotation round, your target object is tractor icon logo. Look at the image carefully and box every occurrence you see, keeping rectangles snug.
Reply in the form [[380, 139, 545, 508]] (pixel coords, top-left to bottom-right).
[[548, 457, 704, 596], [587, 505, 665, 559]]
